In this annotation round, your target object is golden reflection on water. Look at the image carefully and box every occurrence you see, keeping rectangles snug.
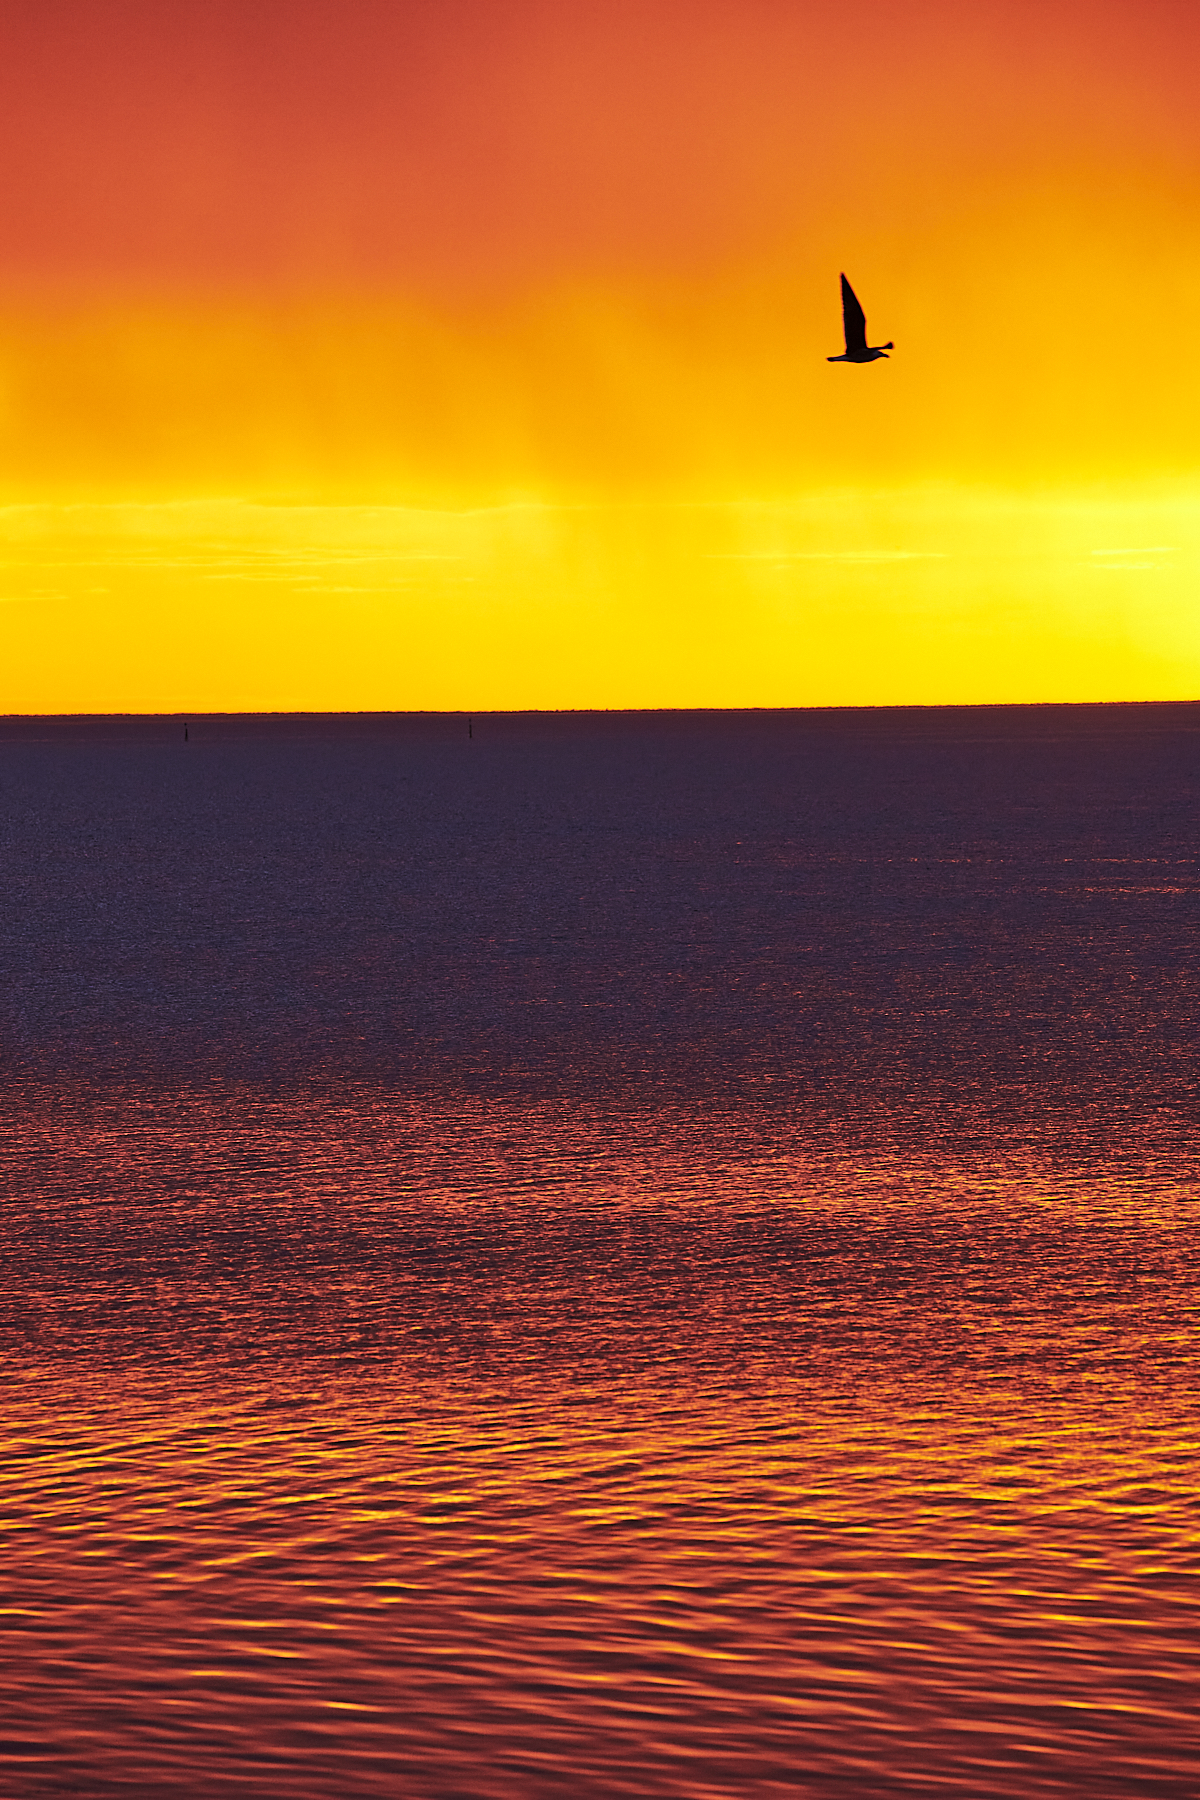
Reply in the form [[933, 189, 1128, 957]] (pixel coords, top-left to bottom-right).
[[1, 1088, 1197, 1796]]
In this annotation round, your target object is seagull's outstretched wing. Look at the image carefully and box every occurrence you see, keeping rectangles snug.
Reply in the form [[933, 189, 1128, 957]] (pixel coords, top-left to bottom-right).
[[840, 274, 867, 357]]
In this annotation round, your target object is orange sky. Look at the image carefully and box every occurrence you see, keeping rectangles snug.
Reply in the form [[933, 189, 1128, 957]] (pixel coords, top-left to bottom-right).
[[1, 0, 1198, 709]]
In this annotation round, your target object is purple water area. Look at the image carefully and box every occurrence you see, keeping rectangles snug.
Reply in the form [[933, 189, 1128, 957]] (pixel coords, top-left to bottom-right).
[[1, 705, 1197, 1795]]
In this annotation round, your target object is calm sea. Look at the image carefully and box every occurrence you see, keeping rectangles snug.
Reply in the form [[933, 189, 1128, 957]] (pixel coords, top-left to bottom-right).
[[1, 706, 1197, 1797]]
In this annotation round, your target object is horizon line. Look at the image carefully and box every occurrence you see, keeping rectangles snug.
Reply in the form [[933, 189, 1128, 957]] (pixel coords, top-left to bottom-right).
[[2, 698, 1198, 722]]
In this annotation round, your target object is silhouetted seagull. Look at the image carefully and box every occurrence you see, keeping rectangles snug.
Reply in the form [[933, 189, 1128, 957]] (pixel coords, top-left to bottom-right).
[[828, 274, 893, 363]]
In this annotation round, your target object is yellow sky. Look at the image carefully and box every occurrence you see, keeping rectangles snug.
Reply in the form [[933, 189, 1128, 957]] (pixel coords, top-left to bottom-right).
[[2, 1, 1199, 709], [3, 483, 1197, 711]]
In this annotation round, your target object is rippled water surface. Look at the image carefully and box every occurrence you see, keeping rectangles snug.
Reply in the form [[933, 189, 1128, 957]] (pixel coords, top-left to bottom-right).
[[1, 707, 1198, 1796]]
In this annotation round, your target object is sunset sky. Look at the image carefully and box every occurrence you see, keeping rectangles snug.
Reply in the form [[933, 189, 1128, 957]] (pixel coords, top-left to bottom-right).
[[2, 0, 1198, 709]]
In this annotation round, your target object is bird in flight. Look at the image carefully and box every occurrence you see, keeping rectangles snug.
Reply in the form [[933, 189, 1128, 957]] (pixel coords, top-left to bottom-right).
[[827, 274, 893, 363]]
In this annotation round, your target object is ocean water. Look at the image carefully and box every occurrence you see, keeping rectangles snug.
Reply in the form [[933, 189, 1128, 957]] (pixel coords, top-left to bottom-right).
[[0, 705, 1197, 1797]]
